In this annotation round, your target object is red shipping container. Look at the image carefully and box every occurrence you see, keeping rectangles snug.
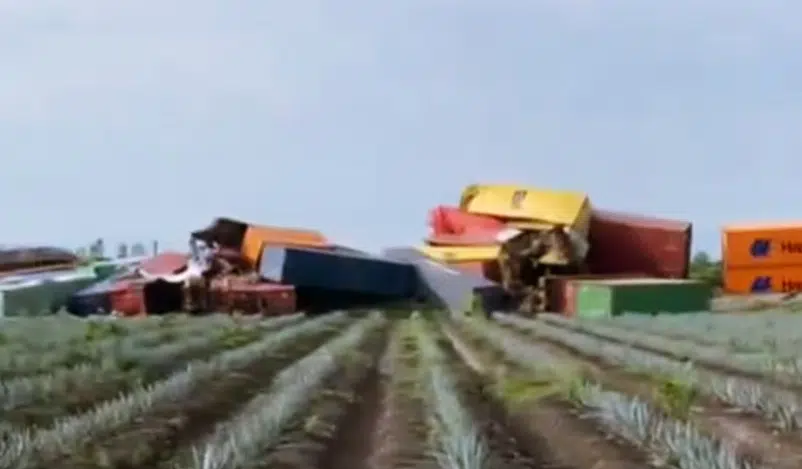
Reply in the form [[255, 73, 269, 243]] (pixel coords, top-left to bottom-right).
[[138, 252, 189, 277], [587, 209, 691, 279], [426, 232, 500, 246], [428, 206, 504, 237], [110, 280, 146, 316], [210, 278, 296, 316], [110, 278, 185, 316]]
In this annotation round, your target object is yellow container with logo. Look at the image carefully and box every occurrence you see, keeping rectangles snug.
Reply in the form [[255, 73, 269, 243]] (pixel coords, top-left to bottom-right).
[[724, 265, 802, 294], [418, 245, 500, 263], [459, 184, 592, 236], [722, 222, 802, 268]]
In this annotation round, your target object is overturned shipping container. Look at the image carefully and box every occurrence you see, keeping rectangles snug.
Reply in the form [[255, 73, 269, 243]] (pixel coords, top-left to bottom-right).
[[383, 247, 508, 316], [208, 280, 296, 316], [191, 217, 330, 267], [0, 268, 97, 316], [259, 246, 417, 299], [587, 209, 692, 279]]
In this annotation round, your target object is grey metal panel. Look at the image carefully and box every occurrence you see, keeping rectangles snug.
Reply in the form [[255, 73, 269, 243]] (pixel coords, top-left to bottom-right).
[[381, 247, 507, 316]]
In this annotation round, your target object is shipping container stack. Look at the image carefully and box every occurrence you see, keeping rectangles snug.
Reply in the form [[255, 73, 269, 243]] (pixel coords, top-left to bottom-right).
[[722, 223, 802, 295]]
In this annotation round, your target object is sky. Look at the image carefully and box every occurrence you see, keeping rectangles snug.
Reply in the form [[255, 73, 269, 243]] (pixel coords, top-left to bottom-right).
[[1, 1, 800, 259]]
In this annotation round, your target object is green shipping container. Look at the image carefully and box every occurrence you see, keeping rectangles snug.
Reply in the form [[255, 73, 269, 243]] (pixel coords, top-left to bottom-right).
[[574, 278, 712, 318], [0, 268, 97, 317]]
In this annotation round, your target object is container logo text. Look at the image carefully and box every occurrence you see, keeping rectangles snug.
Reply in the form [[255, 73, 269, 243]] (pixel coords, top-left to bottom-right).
[[749, 239, 771, 258], [750, 276, 802, 293], [749, 239, 802, 258]]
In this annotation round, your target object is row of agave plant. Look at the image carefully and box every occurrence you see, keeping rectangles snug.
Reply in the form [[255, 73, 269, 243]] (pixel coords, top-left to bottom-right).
[[0, 312, 353, 469], [183, 311, 387, 469], [499, 314, 802, 431], [539, 314, 802, 385], [457, 314, 758, 469], [595, 312, 802, 354], [0, 313, 273, 375], [0, 313, 305, 412]]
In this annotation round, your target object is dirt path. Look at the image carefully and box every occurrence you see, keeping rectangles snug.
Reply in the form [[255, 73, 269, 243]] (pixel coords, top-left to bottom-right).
[[518, 324, 802, 469], [441, 322, 649, 469], [259, 329, 388, 469]]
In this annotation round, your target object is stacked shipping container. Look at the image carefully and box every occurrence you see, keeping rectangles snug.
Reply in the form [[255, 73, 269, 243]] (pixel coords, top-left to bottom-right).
[[722, 223, 802, 294]]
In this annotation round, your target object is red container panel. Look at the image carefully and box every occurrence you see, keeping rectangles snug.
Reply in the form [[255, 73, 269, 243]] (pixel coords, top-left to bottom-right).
[[109, 280, 146, 316], [210, 278, 296, 315], [587, 209, 691, 279], [428, 205, 504, 236], [138, 252, 188, 277]]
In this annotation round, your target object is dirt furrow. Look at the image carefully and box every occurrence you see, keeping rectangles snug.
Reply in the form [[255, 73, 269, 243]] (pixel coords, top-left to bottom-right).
[[364, 323, 438, 469], [514, 324, 802, 469], [258, 327, 388, 469], [444, 320, 649, 469]]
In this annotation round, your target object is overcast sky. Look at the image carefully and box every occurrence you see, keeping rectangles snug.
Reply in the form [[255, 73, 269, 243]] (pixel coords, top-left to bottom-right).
[[2, 1, 800, 258]]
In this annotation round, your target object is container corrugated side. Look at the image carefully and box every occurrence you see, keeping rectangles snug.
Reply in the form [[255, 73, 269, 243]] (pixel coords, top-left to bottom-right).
[[723, 265, 802, 294], [574, 283, 614, 318], [722, 223, 802, 269], [544, 273, 651, 315], [418, 245, 500, 263], [382, 247, 507, 316], [259, 246, 417, 299], [575, 278, 711, 315], [242, 224, 330, 267], [587, 209, 691, 278], [459, 184, 592, 236]]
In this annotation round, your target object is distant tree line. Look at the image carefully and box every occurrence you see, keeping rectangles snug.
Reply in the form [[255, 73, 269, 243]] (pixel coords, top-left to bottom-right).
[[74, 239, 160, 262], [689, 251, 722, 288]]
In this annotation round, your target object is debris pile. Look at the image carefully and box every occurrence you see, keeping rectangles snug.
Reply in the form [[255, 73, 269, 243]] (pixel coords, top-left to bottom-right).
[[0, 182, 697, 318]]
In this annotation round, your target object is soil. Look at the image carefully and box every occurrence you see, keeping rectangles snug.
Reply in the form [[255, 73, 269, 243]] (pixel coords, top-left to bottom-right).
[[32, 326, 345, 469], [259, 328, 388, 469], [441, 322, 649, 469], [516, 323, 802, 469], [364, 325, 438, 469]]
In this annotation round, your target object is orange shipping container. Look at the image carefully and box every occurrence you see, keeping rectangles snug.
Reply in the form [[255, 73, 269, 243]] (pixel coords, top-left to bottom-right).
[[241, 225, 329, 267], [191, 218, 330, 268], [722, 223, 802, 268], [724, 265, 802, 294]]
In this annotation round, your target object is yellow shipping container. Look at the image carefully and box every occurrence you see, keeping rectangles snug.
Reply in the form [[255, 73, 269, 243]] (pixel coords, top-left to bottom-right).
[[724, 265, 802, 294], [418, 245, 500, 263], [722, 222, 802, 268], [459, 184, 592, 236]]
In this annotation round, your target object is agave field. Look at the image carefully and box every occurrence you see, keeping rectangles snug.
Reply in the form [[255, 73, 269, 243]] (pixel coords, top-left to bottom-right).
[[3, 311, 802, 468]]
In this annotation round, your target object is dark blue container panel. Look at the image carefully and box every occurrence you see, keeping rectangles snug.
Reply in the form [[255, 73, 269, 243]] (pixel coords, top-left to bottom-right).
[[259, 246, 417, 299], [66, 274, 126, 316], [382, 247, 509, 315]]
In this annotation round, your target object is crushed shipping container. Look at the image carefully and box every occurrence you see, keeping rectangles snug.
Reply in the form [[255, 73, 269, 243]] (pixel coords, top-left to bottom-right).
[[208, 279, 296, 316], [66, 270, 137, 316], [0, 267, 97, 316], [191, 217, 329, 267], [418, 245, 500, 263], [722, 222, 802, 268], [428, 205, 504, 236], [259, 246, 417, 299], [426, 232, 500, 246], [587, 209, 692, 278], [459, 184, 592, 237], [723, 265, 802, 294], [0, 245, 78, 274], [383, 247, 508, 316]]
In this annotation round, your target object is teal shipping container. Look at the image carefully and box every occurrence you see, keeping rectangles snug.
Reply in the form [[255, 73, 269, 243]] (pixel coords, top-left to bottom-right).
[[573, 278, 712, 318], [0, 268, 97, 316]]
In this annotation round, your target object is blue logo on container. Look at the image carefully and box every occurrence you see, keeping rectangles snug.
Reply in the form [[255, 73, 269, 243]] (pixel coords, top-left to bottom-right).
[[750, 239, 771, 258], [750, 276, 772, 292]]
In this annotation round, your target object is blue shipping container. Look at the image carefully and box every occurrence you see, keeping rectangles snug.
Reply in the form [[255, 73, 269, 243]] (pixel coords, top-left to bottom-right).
[[259, 246, 417, 299], [382, 247, 508, 316]]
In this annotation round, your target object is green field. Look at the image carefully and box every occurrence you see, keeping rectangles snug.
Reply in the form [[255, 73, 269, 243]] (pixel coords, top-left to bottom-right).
[[0, 310, 800, 469]]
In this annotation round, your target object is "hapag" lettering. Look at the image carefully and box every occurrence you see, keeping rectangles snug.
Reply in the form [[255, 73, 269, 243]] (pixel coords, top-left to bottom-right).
[[780, 241, 802, 253]]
